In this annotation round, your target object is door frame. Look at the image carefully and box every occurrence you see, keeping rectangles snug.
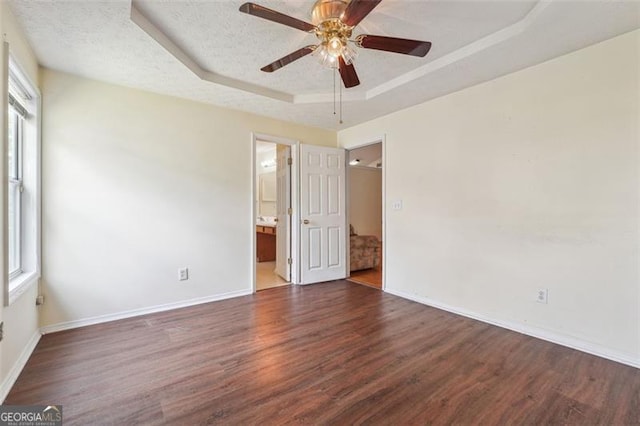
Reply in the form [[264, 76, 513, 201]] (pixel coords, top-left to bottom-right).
[[344, 135, 386, 290], [251, 132, 300, 292]]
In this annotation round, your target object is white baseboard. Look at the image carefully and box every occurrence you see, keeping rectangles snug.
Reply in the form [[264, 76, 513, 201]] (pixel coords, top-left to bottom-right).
[[0, 331, 41, 403], [384, 286, 639, 369], [40, 289, 253, 334]]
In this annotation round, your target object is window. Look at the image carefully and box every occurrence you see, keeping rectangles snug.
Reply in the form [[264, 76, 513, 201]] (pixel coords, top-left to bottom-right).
[[6, 58, 40, 305], [8, 92, 25, 278]]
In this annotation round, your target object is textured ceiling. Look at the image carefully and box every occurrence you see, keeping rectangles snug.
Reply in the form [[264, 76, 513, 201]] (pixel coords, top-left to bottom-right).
[[349, 143, 382, 168], [8, 0, 640, 130]]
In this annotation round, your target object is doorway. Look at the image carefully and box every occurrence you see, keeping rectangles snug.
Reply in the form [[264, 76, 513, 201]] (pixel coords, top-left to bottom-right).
[[255, 140, 292, 291], [346, 142, 383, 289], [252, 134, 349, 291]]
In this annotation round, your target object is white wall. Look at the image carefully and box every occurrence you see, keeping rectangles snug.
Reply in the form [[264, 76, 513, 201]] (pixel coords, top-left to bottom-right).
[[0, 3, 41, 399], [349, 167, 382, 240], [339, 30, 640, 366], [40, 69, 336, 329]]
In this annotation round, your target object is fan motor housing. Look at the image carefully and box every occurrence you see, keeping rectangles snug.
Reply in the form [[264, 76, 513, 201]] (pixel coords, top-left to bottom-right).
[[311, 0, 349, 26]]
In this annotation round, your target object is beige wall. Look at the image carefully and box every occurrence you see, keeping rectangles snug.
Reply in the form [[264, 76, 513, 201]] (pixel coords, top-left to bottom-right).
[[40, 69, 335, 328], [0, 3, 40, 398], [349, 167, 382, 240], [339, 30, 640, 365]]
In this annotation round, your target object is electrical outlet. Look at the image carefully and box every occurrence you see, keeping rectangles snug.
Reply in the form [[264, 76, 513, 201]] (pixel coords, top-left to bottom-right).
[[392, 200, 403, 210], [178, 267, 189, 281], [536, 288, 548, 304]]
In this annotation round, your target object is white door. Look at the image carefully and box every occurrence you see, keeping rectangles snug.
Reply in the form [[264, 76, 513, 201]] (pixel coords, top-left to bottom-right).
[[300, 144, 347, 284], [275, 145, 291, 280]]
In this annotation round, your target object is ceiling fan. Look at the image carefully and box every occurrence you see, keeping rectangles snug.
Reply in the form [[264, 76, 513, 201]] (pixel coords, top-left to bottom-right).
[[239, 0, 432, 88]]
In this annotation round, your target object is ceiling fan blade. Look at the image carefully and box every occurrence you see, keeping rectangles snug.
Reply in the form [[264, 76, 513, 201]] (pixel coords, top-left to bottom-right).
[[341, 0, 382, 27], [338, 56, 360, 88], [261, 46, 316, 73], [356, 35, 432, 57], [239, 2, 316, 32]]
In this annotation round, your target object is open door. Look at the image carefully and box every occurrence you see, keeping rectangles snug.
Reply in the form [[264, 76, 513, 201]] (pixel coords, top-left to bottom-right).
[[300, 144, 347, 284], [275, 145, 291, 280]]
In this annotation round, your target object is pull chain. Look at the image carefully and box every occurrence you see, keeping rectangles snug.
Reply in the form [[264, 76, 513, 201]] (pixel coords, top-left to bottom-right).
[[333, 68, 336, 116], [339, 76, 343, 124]]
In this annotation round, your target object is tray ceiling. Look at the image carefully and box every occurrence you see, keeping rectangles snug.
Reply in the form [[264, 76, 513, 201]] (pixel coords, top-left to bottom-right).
[[8, 0, 640, 130]]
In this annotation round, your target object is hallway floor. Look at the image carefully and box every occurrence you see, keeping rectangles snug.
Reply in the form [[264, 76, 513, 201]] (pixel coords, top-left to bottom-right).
[[256, 261, 289, 291], [348, 242, 382, 289], [348, 266, 382, 289]]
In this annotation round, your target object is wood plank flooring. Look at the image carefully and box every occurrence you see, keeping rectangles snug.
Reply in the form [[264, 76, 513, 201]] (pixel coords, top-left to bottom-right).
[[348, 267, 382, 288], [6, 281, 640, 425]]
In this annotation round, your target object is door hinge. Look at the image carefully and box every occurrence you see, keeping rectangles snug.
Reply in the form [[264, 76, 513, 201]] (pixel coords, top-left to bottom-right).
[[287, 157, 292, 166], [287, 207, 292, 215], [287, 258, 292, 265]]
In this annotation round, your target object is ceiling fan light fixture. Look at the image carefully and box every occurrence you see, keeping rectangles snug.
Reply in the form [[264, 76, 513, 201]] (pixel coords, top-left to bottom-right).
[[313, 16, 352, 69], [341, 42, 357, 65], [327, 36, 343, 57], [314, 43, 338, 69]]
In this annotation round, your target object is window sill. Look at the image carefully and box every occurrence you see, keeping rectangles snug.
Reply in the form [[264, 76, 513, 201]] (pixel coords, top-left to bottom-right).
[[8, 271, 39, 305]]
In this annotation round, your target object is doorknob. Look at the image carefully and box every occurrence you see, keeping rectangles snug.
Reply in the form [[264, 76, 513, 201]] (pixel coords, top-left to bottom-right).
[[303, 219, 310, 224]]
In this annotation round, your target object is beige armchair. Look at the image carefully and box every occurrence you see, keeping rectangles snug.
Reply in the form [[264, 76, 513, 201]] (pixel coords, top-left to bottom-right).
[[350, 235, 380, 271]]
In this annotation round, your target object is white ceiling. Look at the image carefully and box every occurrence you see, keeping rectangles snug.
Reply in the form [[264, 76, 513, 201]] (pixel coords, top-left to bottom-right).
[[8, 0, 640, 130], [256, 140, 277, 154], [349, 143, 382, 168]]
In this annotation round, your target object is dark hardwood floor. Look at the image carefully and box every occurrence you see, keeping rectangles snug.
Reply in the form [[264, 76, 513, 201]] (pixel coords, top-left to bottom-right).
[[6, 281, 640, 425]]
